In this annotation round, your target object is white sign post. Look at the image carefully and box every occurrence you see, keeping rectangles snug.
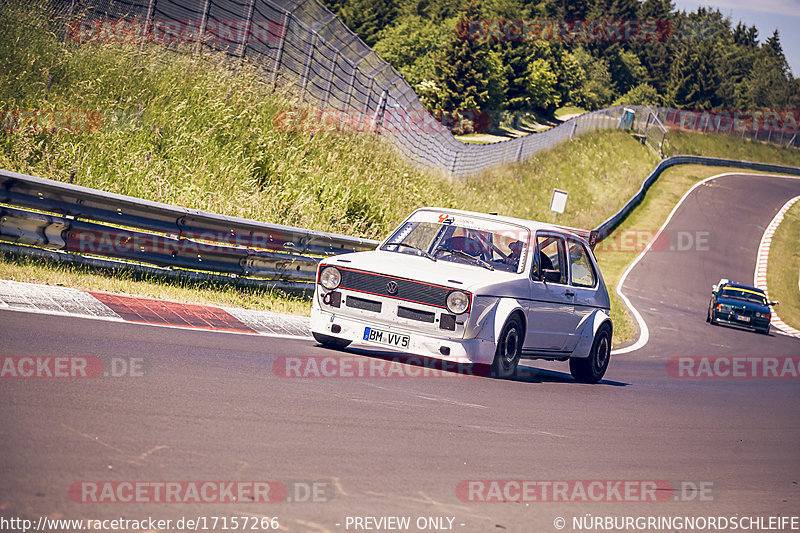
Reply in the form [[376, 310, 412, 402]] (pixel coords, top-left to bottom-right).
[[550, 188, 568, 223]]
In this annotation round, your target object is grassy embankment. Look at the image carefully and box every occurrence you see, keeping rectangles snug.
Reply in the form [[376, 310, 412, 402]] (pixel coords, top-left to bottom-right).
[[766, 201, 800, 330], [2, 3, 799, 343]]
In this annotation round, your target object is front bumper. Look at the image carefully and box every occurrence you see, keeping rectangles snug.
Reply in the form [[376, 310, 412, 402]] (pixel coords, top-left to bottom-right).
[[713, 311, 769, 330], [310, 307, 497, 365]]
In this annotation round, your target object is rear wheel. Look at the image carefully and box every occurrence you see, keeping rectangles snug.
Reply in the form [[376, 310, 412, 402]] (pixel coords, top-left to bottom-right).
[[570, 324, 611, 383], [490, 315, 523, 378], [312, 332, 351, 350], [758, 324, 770, 335]]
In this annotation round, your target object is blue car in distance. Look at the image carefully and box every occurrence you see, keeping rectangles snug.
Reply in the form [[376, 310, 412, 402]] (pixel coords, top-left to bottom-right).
[[707, 279, 777, 335]]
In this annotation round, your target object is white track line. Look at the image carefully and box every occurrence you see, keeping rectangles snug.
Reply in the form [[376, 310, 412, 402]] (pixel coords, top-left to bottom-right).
[[753, 195, 800, 338], [612, 172, 800, 355]]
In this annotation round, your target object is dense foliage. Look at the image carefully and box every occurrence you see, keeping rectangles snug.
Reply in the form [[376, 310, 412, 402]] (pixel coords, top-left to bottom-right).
[[324, 0, 800, 129]]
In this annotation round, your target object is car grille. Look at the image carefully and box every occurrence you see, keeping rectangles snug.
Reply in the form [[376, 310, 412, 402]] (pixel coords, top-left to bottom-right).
[[397, 306, 435, 323], [338, 268, 450, 309], [345, 295, 382, 313]]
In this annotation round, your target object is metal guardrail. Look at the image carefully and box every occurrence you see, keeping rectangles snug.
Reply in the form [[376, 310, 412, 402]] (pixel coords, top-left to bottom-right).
[[2, 157, 800, 292], [593, 156, 800, 239], [0, 169, 379, 292]]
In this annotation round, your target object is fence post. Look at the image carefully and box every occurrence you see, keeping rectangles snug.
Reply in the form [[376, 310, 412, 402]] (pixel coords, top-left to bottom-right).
[[63, 0, 75, 41], [194, 0, 211, 55], [371, 90, 388, 132], [237, 0, 257, 69], [270, 11, 291, 92], [299, 34, 318, 104], [450, 151, 459, 177], [321, 51, 338, 109], [139, 0, 156, 55], [516, 141, 524, 162], [343, 52, 368, 111]]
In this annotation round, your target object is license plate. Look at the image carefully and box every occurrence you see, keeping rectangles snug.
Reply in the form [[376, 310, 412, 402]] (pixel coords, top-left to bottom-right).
[[737, 315, 750, 322], [363, 327, 410, 348]]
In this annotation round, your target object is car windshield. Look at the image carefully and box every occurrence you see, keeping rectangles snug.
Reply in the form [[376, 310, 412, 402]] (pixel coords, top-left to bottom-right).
[[720, 287, 767, 305], [382, 211, 530, 274]]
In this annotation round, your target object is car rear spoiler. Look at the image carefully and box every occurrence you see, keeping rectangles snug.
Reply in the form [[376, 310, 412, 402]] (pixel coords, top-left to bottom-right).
[[552, 225, 600, 250]]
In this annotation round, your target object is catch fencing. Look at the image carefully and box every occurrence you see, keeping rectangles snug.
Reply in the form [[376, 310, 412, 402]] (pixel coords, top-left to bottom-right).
[[27, 1, 798, 179], [48, 0, 660, 178]]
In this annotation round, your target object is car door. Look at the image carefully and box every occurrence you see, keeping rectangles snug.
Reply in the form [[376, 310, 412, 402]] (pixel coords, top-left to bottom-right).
[[564, 238, 601, 352], [525, 232, 582, 352]]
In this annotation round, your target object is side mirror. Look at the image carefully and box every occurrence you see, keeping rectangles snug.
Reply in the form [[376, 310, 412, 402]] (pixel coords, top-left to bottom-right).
[[769, 301, 779, 306], [543, 269, 562, 283]]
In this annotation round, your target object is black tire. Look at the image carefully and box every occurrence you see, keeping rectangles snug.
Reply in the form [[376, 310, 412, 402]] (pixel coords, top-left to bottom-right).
[[709, 308, 718, 325], [312, 332, 351, 350], [706, 306, 711, 323], [490, 315, 523, 379], [570, 324, 611, 383], [758, 324, 770, 335]]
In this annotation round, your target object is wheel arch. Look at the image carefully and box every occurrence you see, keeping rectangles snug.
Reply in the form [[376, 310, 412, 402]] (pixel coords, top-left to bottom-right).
[[492, 299, 527, 345]]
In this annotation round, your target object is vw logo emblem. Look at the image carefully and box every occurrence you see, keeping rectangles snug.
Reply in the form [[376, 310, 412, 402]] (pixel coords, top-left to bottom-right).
[[386, 281, 399, 295]]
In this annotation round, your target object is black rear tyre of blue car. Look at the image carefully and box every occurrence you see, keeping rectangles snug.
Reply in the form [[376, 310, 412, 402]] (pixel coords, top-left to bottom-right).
[[313, 332, 351, 350], [570, 324, 611, 383]]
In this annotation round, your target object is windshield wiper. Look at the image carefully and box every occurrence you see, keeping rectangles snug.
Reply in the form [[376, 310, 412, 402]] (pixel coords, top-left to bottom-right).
[[435, 247, 494, 271], [383, 242, 436, 261]]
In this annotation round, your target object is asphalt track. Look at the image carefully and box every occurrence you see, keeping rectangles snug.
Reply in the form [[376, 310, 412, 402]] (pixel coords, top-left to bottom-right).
[[1, 173, 799, 532]]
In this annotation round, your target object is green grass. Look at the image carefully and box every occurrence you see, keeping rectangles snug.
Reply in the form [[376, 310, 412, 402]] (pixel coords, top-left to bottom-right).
[[2, 1, 800, 344], [555, 106, 587, 118], [664, 131, 800, 166], [766, 201, 800, 330]]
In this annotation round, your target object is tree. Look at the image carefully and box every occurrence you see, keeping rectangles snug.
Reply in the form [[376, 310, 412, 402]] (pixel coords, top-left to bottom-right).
[[613, 83, 662, 106], [432, 1, 508, 117], [373, 16, 449, 87], [666, 42, 723, 110]]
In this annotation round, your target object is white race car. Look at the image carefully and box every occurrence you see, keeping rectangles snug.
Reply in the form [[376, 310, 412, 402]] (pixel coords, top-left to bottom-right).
[[310, 208, 612, 382]]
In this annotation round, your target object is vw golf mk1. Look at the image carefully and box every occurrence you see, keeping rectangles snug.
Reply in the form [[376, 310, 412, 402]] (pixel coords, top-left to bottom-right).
[[310, 208, 613, 382]]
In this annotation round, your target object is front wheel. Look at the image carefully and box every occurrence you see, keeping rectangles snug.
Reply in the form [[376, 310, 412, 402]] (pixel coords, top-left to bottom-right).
[[490, 315, 523, 378], [313, 332, 351, 350], [570, 324, 611, 383]]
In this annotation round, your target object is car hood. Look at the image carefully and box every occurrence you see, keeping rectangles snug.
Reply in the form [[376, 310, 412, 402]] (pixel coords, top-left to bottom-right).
[[716, 297, 769, 313], [322, 250, 520, 293]]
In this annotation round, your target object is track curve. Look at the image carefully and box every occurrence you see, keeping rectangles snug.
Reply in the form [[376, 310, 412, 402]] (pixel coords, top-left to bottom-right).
[[1, 173, 798, 532]]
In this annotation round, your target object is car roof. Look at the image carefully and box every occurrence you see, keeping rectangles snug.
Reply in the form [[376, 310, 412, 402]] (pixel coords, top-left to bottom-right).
[[413, 207, 592, 244], [721, 281, 764, 293]]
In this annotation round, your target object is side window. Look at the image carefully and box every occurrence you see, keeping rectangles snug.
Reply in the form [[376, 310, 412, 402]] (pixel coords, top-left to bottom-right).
[[534, 234, 567, 284], [568, 240, 597, 288]]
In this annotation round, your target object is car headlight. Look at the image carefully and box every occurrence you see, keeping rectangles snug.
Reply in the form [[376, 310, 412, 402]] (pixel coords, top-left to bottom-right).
[[319, 266, 341, 289], [716, 304, 732, 313], [446, 290, 470, 314]]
